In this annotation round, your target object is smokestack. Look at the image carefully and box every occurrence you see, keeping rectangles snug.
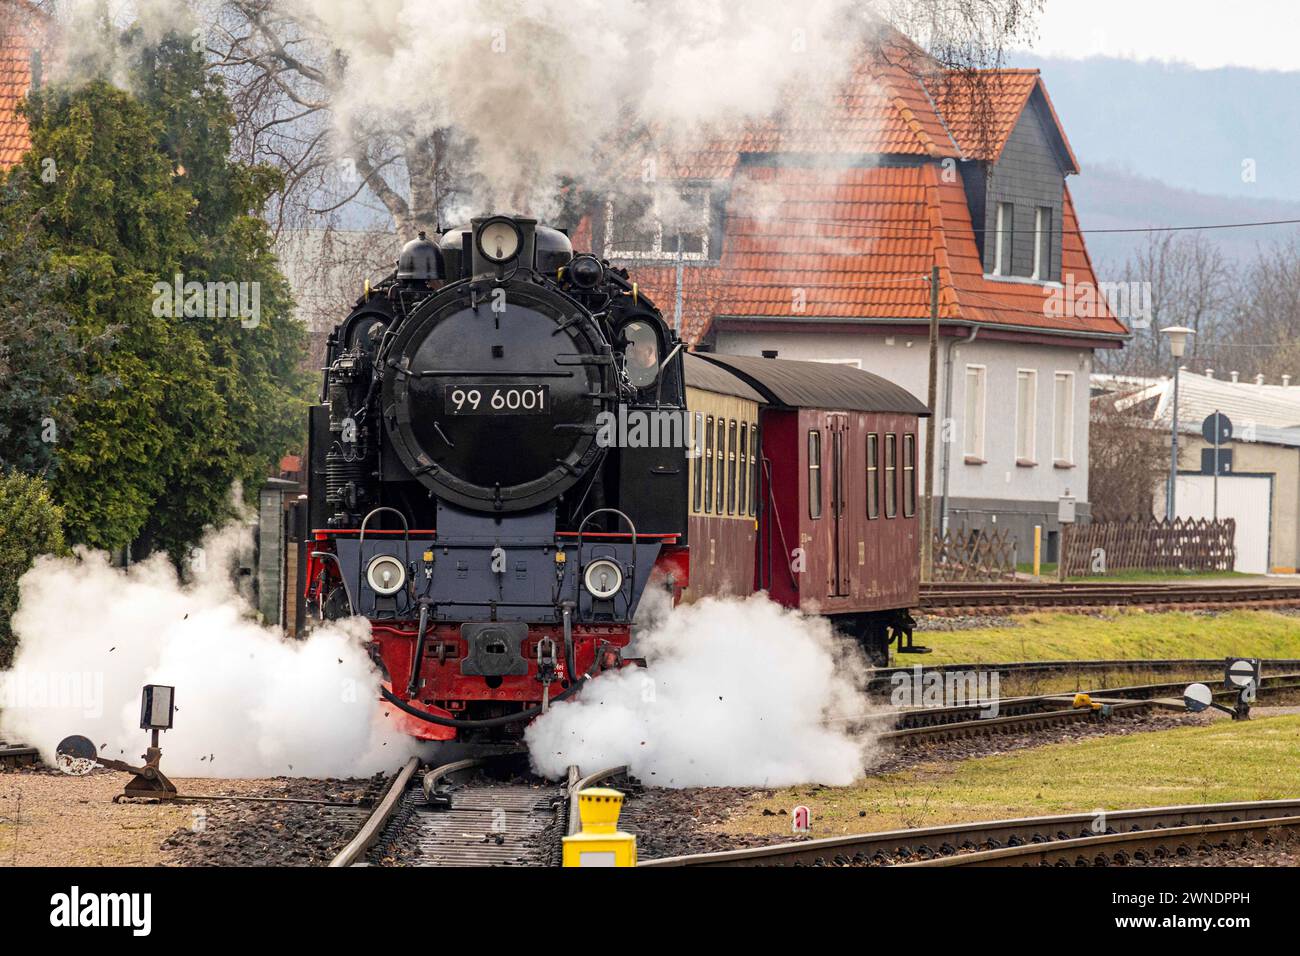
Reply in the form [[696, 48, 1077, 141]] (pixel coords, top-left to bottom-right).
[[1231, 371, 1240, 383], [1205, 369, 1214, 379], [1285, 375, 1292, 388]]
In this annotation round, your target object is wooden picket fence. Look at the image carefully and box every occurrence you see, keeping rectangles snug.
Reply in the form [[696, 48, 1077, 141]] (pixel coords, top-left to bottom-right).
[[1060, 518, 1236, 577], [931, 525, 1018, 582]]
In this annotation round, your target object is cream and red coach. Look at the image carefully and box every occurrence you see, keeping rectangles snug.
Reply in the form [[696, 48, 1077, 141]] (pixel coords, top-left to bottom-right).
[[682, 352, 927, 663]]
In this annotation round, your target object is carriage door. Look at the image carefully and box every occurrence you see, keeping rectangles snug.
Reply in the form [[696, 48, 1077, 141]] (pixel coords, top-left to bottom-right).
[[829, 414, 851, 597]]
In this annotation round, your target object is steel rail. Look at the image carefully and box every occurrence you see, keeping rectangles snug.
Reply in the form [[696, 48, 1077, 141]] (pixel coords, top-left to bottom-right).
[[567, 765, 627, 836], [327, 756, 421, 868], [639, 799, 1300, 868], [904, 814, 1300, 867]]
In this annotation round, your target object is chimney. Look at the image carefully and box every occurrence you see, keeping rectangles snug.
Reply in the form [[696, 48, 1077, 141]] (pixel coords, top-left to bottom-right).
[[1205, 369, 1215, 379], [1231, 371, 1240, 383], [1256, 374, 1265, 386], [1285, 375, 1292, 388]]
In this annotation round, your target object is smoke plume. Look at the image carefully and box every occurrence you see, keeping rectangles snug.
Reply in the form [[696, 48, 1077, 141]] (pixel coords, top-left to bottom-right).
[[0, 521, 423, 778], [525, 593, 878, 788]]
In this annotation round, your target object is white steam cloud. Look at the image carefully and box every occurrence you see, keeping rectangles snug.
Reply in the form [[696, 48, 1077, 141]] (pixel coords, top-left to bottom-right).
[[0, 522, 422, 778], [283, 0, 869, 216], [525, 593, 878, 788]]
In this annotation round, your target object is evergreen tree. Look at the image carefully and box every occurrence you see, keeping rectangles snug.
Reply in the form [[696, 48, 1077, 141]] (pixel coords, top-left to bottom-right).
[[0, 24, 310, 560]]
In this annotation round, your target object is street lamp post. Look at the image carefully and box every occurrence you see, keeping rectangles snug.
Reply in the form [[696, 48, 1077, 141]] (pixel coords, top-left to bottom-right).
[[1160, 326, 1195, 522]]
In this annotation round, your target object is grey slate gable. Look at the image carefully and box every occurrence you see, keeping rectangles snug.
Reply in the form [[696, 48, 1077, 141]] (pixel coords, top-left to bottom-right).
[[967, 90, 1073, 281]]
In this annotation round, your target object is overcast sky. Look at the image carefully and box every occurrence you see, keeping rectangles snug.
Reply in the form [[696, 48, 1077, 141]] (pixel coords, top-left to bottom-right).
[[1024, 0, 1300, 71]]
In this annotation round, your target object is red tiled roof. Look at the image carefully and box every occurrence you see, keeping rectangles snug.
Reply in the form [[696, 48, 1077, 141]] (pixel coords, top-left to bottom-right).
[[624, 162, 1125, 344], [591, 26, 1118, 345], [925, 69, 1079, 172], [651, 31, 960, 182], [0, 1, 46, 171]]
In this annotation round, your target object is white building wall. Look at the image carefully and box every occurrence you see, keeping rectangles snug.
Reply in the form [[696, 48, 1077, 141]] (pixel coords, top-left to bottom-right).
[[712, 328, 1096, 552]]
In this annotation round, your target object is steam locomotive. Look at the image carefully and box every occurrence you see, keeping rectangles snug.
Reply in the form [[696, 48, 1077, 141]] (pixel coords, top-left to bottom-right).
[[305, 216, 926, 744]]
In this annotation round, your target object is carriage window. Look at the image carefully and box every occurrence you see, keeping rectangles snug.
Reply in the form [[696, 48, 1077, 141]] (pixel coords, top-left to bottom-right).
[[692, 413, 704, 513], [808, 430, 822, 519], [867, 433, 879, 519], [903, 434, 916, 517], [727, 421, 738, 515], [715, 420, 726, 515], [749, 428, 759, 517], [885, 434, 897, 518], [622, 320, 659, 388], [704, 417, 714, 514], [738, 424, 748, 516]]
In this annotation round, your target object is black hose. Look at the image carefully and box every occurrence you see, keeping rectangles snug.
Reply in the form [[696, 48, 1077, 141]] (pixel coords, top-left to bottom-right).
[[379, 662, 597, 730]]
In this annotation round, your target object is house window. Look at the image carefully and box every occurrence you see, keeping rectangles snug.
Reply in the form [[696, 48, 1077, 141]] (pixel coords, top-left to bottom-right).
[[1054, 371, 1075, 465], [715, 420, 726, 514], [963, 365, 986, 460], [1033, 206, 1052, 280], [808, 430, 822, 519], [692, 412, 704, 513], [993, 202, 1014, 276], [903, 434, 916, 517], [602, 187, 710, 261], [866, 433, 879, 519], [1016, 369, 1037, 464], [749, 428, 759, 517], [727, 420, 738, 515], [884, 434, 897, 518], [703, 416, 714, 514], [738, 424, 748, 517]]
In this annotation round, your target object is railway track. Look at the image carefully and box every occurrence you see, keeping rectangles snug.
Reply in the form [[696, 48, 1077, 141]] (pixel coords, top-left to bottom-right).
[[640, 799, 1300, 867], [920, 580, 1300, 613], [869, 657, 1300, 689], [328, 755, 626, 867], [870, 672, 1300, 746], [0, 742, 39, 769]]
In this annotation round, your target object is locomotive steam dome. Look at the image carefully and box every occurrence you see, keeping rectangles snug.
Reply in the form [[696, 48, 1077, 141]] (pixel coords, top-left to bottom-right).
[[396, 231, 443, 282], [380, 269, 612, 513]]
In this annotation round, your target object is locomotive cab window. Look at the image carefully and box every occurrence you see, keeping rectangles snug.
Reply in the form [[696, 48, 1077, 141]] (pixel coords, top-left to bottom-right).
[[622, 321, 659, 388], [704, 416, 714, 513], [903, 433, 916, 518], [867, 433, 879, 519], [808, 430, 822, 520], [884, 434, 897, 519]]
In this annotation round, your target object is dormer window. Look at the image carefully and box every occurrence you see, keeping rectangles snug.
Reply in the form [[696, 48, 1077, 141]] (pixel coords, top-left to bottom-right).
[[993, 202, 1013, 276], [603, 186, 711, 261]]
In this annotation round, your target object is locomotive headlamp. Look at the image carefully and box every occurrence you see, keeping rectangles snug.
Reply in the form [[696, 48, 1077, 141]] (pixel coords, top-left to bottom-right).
[[367, 554, 407, 596], [477, 218, 522, 264], [584, 559, 624, 599], [567, 254, 604, 288]]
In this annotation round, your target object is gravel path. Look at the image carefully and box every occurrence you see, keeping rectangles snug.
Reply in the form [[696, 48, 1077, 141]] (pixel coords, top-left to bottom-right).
[[0, 765, 385, 867]]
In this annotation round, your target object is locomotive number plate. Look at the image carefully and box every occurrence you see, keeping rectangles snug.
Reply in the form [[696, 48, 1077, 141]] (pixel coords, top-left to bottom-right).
[[445, 384, 550, 415]]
